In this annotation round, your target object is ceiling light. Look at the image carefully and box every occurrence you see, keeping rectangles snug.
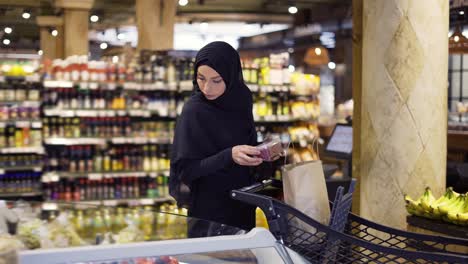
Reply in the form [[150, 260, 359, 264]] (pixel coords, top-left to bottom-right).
[[117, 33, 125, 40], [315, 47, 322, 55], [51, 29, 58, 37], [4, 27, 12, 34], [90, 15, 99, 23], [328, 62, 336, 70], [288, 65, 295, 72], [460, 10, 465, 15], [38, 50, 43, 56], [179, 0, 188, 6], [100, 42, 108, 50], [288, 6, 298, 14], [455, 35, 460, 42], [3, 39, 10, 45], [22, 10, 31, 19], [112, 56, 119, 63]]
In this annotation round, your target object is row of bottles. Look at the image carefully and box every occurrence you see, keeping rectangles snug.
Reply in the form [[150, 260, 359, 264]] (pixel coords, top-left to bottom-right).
[[42, 88, 182, 117], [253, 93, 320, 120], [0, 83, 41, 101], [0, 154, 42, 167], [0, 105, 41, 120], [0, 172, 41, 193], [241, 53, 291, 85], [43, 88, 127, 110], [43, 117, 175, 139], [43, 175, 168, 201], [0, 126, 42, 148], [45, 145, 171, 172], [49, 55, 195, 84], [65, 204, 187, 240]]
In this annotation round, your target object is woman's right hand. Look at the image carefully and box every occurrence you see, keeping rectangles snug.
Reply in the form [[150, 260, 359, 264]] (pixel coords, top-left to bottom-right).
[[232, 145, 263, 166]]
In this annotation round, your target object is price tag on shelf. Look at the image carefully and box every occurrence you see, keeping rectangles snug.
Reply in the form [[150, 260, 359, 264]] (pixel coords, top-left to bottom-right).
[[32, 122, 42, 129], [168, 82, 178, 91], [80, 82, 89, 90], [103, 200, 118, 206], [117, 110, 126, 116], [0, 123, 6, 128], [149, 172, 158, 178], [107, 83, 116, 90], [88, 173, 103, 180], [0, 169, 4, 174], [42, 203, 58, 211], [15, 121, 30, 128], [89, 82, 99, 90], [33, 167, 42, 172], [267, 85, 274, 93], [163, 171, 170, 177], [140, 198, 154, 205]]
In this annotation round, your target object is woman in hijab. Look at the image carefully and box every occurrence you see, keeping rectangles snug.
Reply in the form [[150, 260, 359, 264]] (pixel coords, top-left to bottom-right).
[[170, 41, 261, 231]]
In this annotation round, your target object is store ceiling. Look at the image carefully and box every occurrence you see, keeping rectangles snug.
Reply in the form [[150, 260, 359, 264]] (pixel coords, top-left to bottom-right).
[[0, 0, 350, 50]]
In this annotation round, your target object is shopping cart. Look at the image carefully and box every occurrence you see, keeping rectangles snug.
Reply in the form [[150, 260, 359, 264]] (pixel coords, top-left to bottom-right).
[[231, 179, 468, 264]]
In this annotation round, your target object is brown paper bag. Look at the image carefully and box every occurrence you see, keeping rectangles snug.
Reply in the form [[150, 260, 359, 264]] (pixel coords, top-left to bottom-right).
[[282, 160, 330, 232]]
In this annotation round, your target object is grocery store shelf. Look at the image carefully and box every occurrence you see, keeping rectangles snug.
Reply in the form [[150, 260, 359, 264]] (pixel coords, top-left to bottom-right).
[[43, 108, 176, 119], [0, 146, 45, 154], [124, 81, 178, 91], [248, 84, 290, 93], [0, 192, 43, 198], [44, 137, 172, 145], [42, 197, 174, 209], [254, 116, 317, 123], [42, 170, 169, 180], [43, 80, 74, 88], [110, 137, 172, 144], [0, 120, 42, 128], [0, 100, 41, 106], [44, 137, 106, 145], [0, 165, 42, 172]]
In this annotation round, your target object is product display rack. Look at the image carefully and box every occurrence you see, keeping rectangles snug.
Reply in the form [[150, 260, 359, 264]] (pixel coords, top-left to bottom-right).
[[0, 51, 322, 202]]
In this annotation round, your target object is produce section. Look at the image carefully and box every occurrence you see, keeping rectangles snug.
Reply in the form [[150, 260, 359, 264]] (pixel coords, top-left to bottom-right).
[[404, 187, 468, 226]]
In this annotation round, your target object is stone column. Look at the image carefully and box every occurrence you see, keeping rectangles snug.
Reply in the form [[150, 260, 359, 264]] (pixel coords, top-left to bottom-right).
[[55, 0, 94, 57], [136, 0, 177, 51], [355, 0, 449, 228], [36, 16, 64, 60]]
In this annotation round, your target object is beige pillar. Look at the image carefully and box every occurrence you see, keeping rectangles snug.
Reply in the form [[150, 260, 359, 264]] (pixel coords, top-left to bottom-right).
[[357, 0, 448, 229], [55, 0, 94, 57], [136, 0, 177, 50], [36, 16, 64, 60]]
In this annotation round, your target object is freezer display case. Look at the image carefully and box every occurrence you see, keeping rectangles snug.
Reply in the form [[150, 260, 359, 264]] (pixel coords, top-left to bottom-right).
[[18, 228, 308, 264]]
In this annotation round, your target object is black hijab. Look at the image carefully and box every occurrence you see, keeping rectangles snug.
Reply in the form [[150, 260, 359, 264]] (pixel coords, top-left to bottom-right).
[[170, 41, 256, 205]]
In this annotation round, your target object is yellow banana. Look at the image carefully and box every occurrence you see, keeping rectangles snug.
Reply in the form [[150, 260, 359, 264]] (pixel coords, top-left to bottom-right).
[[429, 188, 457, 212], [404, 195, 426, 215], [438, 195, 465, 215], [420, 187, 436, 212]]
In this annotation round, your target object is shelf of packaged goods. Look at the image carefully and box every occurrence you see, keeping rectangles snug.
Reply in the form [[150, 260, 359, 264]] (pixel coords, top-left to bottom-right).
[[123, 81, 178, 91], [0, 120, 42, 128], [43, 108, 177, 119], [0, 165, 42, 173], [41, 197, 174, 210], [44, 80, 180, 91], [0, 146, 45, 154], [42, 170, 170, 181], [110, 137, 172, 145], [43, 137, 107, 145], [0, 100, 41, 106], [248, 84, 290, 93], [43, 137, 172, 146], [254, 116, 318, 124], [0, 192, 43, 198]]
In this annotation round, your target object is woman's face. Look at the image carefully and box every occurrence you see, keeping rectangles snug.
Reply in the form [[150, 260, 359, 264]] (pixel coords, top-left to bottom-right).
[[197, 65, 226, 100]]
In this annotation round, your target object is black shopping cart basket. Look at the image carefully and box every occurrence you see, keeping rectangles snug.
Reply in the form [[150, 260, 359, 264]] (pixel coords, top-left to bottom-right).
[[232, 179, 468, 264]]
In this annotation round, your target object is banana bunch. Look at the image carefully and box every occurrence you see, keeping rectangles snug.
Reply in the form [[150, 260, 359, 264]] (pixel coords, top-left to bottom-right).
[[404, 187, 468, 226]]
